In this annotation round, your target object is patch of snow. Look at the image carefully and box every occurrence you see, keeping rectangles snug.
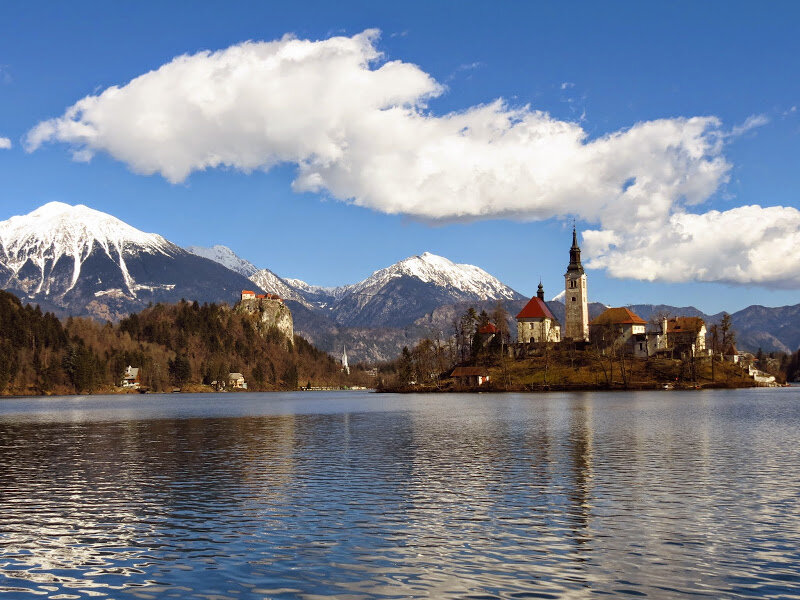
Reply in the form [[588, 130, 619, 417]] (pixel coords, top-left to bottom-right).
[[185, 244, 259, 277], [284, 278, 352, 300], [551, 290, 566, 303], [94, 288, 128, 298]]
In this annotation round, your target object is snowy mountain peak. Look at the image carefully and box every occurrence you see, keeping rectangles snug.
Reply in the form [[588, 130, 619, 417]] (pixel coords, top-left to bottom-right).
[[185, 244, 259, 277], [1, 202, 169, 251], [352, 251, 521, 300], [0, 202, 172, 297]]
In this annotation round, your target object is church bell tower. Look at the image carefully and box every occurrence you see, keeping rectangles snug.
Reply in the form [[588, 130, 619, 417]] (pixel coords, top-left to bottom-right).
[[564, 226, 589, 341]]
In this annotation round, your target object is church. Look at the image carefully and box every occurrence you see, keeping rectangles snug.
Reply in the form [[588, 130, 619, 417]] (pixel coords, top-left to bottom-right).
[[516, 227, 589, 344]]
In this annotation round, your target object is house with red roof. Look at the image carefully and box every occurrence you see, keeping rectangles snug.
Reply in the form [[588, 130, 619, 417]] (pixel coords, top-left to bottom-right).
[[590, 307, 647, 352], [516, 283, 561, 343]]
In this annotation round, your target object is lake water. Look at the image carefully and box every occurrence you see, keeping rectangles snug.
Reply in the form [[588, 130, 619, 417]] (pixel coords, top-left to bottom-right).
[[0, 389, 799, 599]]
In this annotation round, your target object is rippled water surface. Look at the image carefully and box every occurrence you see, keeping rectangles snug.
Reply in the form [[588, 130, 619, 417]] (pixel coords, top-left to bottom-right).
[[1, 389, 799, 599]]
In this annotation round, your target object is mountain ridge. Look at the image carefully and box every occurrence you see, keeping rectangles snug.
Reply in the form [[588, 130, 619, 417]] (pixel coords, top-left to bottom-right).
[[1, 204, 797, 360]]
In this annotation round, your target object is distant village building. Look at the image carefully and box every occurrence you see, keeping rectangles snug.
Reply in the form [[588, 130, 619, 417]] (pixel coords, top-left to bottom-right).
[[564, 227, 589, 342], [477, 322, 499, 345], [723, 343, 740, 363], [450, 366, 490, 387], [590, 307, 647, 351], [228, 372, 247, 389], [516, 283, 561, 343], [121, 365, 140, 388], [341, 345, 350, 375], [241, 290, 256, 300], [665, 316, 707, 355]]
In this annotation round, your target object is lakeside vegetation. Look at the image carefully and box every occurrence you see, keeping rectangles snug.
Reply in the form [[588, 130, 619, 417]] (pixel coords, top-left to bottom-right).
[[2, 291, 797, 397], [0, 290, 372, 395]]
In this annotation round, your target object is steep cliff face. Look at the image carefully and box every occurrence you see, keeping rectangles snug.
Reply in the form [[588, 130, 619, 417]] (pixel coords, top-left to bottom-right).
[[235, 297, 294, 340]]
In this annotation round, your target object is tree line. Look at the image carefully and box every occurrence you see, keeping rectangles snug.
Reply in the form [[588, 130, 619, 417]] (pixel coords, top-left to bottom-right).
[[381, 302, 511, 389], [0, 290, 360, 394]]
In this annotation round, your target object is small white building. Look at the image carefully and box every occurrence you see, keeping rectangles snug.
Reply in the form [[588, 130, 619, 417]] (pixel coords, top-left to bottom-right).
[[121, 365, 140, 388], [451, 367, 491, 386], [228, 372, 247, 389]]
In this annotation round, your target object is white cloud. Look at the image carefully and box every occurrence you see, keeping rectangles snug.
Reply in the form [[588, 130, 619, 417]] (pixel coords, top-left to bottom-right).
[[560, 81, 575, 90], [730, 113, 769, 137], [23, 30, 800, 288], [0, 137, 11, 149], [585, 205, 800, 287]]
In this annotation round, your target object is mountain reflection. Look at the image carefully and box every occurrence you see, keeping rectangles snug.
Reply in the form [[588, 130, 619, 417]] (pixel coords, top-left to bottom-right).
[[0, 389, 799, 599]]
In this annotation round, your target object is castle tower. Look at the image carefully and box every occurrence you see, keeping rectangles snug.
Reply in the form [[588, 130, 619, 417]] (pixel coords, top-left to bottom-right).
[[564, 226, 589, 341]]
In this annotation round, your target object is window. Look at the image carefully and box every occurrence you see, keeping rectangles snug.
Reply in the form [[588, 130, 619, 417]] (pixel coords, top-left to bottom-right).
[[572, 296, 576, 302]]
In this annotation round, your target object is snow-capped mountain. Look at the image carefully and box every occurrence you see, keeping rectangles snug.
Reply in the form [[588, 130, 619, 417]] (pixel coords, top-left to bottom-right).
[[250, 269, 309, 305], [283, 278, 352, 303], [328, 252, 525, 327], [348, 252, 519, 300], [190, 245, 523, 327], [193, 246, 523, 329], [185, 244, 308, 304], [185, 244, 259, 277], [0, 203, 261, 320]]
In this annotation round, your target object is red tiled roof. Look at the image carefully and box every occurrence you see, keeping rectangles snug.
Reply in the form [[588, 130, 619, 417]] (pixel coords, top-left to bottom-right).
[[590, 307, 646, 326], [667, 317, 705, 333], [241, 290, 255, 295], [478, 323, 499, 334], [516, 296, 556, 320]]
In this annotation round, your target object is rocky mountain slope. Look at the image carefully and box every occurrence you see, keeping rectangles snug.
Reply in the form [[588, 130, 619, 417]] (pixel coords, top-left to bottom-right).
[[327, 252, 524, 327], [0, 203, 261, 320]]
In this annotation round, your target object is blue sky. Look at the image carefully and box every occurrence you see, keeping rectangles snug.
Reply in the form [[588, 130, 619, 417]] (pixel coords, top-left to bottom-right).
[[1, 1, 799, 313]]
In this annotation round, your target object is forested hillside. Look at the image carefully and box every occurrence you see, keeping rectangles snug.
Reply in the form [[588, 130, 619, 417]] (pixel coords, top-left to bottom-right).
[[0, 291, 360, 395]]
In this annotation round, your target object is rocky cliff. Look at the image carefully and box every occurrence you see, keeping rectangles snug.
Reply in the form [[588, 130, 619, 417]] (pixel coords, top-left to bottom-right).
[[235, 297, 294, 340]]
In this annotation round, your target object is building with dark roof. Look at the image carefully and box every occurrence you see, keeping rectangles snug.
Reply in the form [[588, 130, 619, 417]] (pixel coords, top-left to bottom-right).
[[450, 366, 491, 386]]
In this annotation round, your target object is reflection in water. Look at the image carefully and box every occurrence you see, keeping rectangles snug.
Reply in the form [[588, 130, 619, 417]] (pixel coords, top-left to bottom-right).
[[0, 389, 799, 598]]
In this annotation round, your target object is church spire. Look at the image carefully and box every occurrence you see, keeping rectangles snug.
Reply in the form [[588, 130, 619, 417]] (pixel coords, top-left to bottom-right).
[[537, 281, 544, 300], [567, 225, 584, 274]]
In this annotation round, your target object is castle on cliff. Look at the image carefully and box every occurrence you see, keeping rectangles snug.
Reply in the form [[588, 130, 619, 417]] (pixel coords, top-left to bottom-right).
[[236, 289, 294, 340]]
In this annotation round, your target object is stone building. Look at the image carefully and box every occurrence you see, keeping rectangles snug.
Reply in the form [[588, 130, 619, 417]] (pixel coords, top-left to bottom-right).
[[564, 227, 589, 342], [516, 282, 561, 343]]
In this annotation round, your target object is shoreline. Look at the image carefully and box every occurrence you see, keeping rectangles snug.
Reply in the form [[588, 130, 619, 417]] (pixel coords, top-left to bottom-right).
[[376, 381, 773, 394]]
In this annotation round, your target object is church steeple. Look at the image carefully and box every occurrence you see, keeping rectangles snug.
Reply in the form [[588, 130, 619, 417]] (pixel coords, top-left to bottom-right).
[[564, 224, 589, 342], [537, 281, 545, 300], [567, 226, 584, 275]]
